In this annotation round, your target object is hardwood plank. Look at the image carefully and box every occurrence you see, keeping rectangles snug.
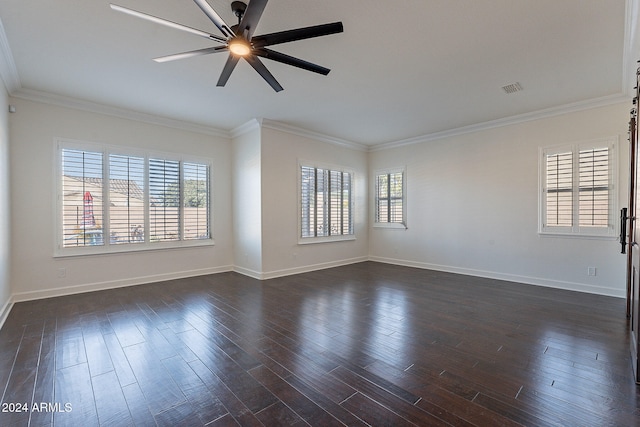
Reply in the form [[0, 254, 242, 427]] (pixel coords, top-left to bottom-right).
[[161, 354, 228, 424], [178, 329, 278, 414], [0, 340, 35, 427], [254, 401, 308, 426], [188, 359, 263, 426], [284, 374, 369, 426], [29, 319, 57, 427], [55, 326, 87, 370], [102, 333, 137, 387], [206, 413, 242, 427], [121, 382, 156, 427], [154, 401, 203, 427], [471, 391, 558, 427], [130, 315, 178, 361], [340, 392, 419, 427], [249, 364, 344, 426], [122, 342, 186, 415], [416, 383, 525, 427], [81, 318, 114, 378], [107, 312, 145, 348], [53, 363, 98, 427], [92, 370, 134, 426], [331, 365, 458, 426]]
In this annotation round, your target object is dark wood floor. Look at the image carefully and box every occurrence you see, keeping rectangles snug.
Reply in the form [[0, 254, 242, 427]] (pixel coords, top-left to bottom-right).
[[0, 262, 638, 426]]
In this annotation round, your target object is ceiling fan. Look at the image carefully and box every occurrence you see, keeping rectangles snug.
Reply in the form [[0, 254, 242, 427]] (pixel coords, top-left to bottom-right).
[[110, 0, 344, 92]]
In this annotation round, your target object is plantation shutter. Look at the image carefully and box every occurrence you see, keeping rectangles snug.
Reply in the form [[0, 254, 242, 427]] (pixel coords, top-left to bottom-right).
[[300, 166, 316, 238], [329, 170, 342, 235], [579, 148, 609, 227], [389, 172, 403, 223], [300, 165, 353, 238], [376, 174, 389, 223], [316, 169, 328, 236], [545, 151, 573, 227], [109, 154, 145, 244], [376, 172, 403, 223], [182, 162, 210, 240], [149, 158, 181, 241], [61, 149, 104, 247], [342, 172, 353, 234]]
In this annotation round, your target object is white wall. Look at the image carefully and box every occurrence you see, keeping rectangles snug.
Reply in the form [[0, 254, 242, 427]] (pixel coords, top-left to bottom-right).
[[0, 83, 10, 322], [5, 96, 630, 303], [369, 102, 629, 297], [9, 98, 234, 301], [232, 121, 263, 277], [260, 126, 369, 277]]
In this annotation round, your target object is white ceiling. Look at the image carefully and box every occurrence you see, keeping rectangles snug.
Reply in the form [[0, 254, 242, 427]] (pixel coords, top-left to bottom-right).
[[0, 0, 637, 146]]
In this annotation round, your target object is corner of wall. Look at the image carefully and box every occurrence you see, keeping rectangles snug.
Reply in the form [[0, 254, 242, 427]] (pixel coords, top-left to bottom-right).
[[0, 76, 11, 329]]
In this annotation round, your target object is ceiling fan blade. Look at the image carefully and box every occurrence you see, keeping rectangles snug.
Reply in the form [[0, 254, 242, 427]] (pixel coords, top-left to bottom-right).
[[193, 0, 235, 38], [245, 55, 284, 92], [251, 22, 343, 48], [110, 4, 226, 42], [254, 48, 330, 75], [238, 0, 268, 38], [217, 55, 241, 87], [154, 46, 228, 63]]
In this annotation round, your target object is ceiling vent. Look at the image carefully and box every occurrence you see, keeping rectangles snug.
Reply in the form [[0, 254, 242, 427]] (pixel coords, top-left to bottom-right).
[[502, 82, 523, 94]]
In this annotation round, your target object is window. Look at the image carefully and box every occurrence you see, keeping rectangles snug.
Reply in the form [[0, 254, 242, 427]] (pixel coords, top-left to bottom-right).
[[300, 165, 353, 241], [539, 138, 617, 237], [375, 169, 406, 228], [58, 140, 212, 254]]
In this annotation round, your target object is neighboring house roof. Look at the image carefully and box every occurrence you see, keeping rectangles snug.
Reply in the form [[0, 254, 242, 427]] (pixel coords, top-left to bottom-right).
[[64, 176, 145, 200]]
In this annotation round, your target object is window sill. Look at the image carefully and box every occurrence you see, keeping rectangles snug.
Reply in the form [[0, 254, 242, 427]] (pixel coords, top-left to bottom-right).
[[298, 235, 356, 245], [54, 238, 215, 258], [538, 231, 617, 240], [373, 222, 407, 230]]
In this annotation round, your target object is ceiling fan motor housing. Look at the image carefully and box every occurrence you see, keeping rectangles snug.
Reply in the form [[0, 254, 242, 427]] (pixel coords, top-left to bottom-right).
[[231, 1, 247, 19]]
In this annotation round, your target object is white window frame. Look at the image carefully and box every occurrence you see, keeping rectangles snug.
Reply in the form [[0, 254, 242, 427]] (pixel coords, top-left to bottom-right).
[[298, 161, 355, 244], [54, 138, 214, 257], [373, 167, 407, 229], [538, 137, 618, 238]]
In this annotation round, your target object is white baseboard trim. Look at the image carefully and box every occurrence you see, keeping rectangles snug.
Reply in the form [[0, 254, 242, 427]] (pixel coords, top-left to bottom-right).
[[260, 257, 369, 280], [11, 265, 234, 303], [368, 256, 626, 298], [0, 297, 13, 331], [233, 257, 368, 280], [232, 266, 263, 280]]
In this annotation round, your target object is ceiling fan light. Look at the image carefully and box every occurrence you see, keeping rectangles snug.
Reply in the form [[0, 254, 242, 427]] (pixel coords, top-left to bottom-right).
[[229, 38, 251, 56]]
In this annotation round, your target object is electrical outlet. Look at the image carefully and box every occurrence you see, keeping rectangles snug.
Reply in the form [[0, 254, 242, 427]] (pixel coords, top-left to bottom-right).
[[587, 267, 596, 276], [57, 268, 67, 279]]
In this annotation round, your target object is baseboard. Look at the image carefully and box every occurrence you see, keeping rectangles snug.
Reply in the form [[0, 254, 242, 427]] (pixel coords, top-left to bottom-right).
[[368, 256, 626, 298], [232, 266, 263, 280], [11, 265, 234, 303], [260, 257, 369, 280]]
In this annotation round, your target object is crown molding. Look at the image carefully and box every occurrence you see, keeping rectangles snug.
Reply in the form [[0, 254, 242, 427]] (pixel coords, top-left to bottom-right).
[[260, 119, 368, 152], [231, 117, 368, 151], [230, 118, 262, 139], [372, 93, 630, 152], [11, 88, 230, 139], [0, 16, 20, 94]]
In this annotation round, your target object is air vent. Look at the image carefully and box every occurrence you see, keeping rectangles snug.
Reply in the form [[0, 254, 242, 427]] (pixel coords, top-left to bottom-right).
[[502, 82, 523, 94]]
